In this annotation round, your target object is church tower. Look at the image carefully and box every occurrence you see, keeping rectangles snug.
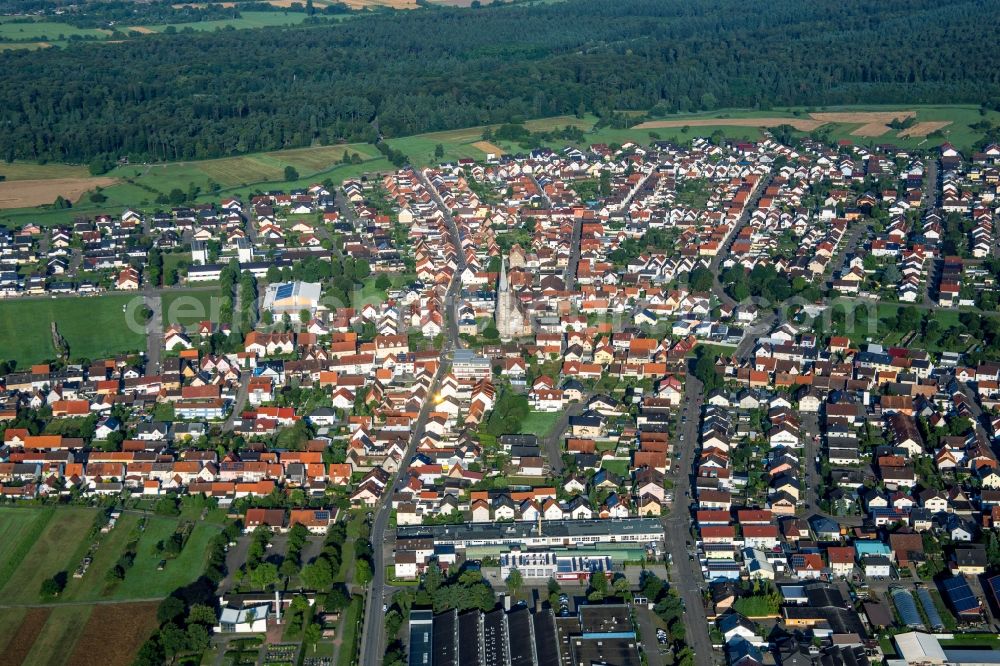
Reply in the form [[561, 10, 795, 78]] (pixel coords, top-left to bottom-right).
[[495, 257, 529, 341]]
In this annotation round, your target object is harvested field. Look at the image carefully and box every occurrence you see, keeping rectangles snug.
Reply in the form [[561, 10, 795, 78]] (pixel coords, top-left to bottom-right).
[[126, 26, 156, 34], [898, 121, 952, 137], [851, 123, 891, 137], [809, 110, 914, 123], [0, 609, 51, 666], [66, 602, 159, 666], [0, 177, 117, 209], [634, 118, 825, 131], [472, 141, 505, 156]]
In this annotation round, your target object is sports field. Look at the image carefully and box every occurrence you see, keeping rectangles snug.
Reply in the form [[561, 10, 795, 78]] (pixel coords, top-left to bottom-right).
[[0, 295, 146, 366]]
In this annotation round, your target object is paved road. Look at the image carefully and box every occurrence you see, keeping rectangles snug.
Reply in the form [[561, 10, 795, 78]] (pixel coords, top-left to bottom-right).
[[662, 373, 716, 665], [360, 167, 466, 666], [826, 219, 872, 289], [922, 158, 939, 306], [709, 172, 773, 310], [143, 289, 163, 373], [538, 403, 581, 476], [223, 277, 249, 432]]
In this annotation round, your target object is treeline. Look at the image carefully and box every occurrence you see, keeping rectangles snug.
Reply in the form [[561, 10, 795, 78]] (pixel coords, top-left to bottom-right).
[[1, 0, 999, 163]]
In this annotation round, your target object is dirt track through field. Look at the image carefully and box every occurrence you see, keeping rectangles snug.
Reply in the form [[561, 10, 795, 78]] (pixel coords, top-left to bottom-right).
[[0, 177, 118, 209], [898, 121, 952, 138], [634, 118, 826, 131]]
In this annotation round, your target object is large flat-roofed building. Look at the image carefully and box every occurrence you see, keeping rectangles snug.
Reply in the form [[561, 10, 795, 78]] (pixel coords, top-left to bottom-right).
[[409, 607, 559, 666], [408, 610, 434, 666], [452, 349, 492, 380], [263, 281, 322, 316], [396, 518, 663, 551]]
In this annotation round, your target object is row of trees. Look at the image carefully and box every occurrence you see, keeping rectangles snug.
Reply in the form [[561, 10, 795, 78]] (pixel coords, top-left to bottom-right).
[[2, 0, 997, 163]]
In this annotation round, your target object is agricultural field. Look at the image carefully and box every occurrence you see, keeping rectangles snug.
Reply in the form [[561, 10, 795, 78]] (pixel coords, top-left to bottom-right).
[[20, 606, 93, 666], [0, 295, 146, 367], [0, 176, 118, 209], [66, 602, 160, 666], [2, 105, 998, 229], [0, 507, 99, 604], [0, 163, 89, 181], [0, 601, 157, 666], [133, 10, 325, 33], [0, 507, 55, 589], [631, 104, 1000, 152], [0, 17, 110, 42]]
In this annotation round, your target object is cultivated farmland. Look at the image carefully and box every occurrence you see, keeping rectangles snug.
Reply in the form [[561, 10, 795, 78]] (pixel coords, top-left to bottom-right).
[[66, 602, 160, 666], [0, 177, 117, 209], [0, 507, 99, 604], [0, 608, 51, 665]]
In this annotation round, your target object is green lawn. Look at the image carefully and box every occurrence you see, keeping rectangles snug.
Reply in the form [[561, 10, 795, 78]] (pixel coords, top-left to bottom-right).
[[335, 596, 364, 666], [0, 295, 146, 366], [135, 11, 334, 34], [115, 516, 220, 599], [519, 410, 561, 436], [600, 459, 630, 477], [61, 513, 142, 602], [0, 17, 110, 42], [162, 288, 225, 330], [938, 634, 1000, 649], [0, 507, 99, 604]]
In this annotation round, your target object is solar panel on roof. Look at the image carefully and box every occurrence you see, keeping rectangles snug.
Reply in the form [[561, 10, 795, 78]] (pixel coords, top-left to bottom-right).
[[941, 575, 980, 614], [315, 511, 330, 521], [275, 283, 294, 299]]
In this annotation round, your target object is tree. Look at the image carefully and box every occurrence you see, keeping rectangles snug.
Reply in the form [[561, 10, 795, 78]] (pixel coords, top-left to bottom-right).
[[304, 622, 322, 651], [301, 558, 334, 591], [612, 576, 631, 599], [40, 573, 66, 598], [188, 604, 217, 626], [689, 266, 714, 292], [355, 558, 373, 586], [250, 562, 279, 590], [261, 310, 274, 326], [299, 308, 311, 325], [354, 259, 371, 280], [158, 622, 189, 660], [157, 595, 186, 624], [587, 571, 608, 601], [375, 273, 392, 291], [434, 143, 445, 159], [284, 165, 299, 181], [505, 568, 523, 600]]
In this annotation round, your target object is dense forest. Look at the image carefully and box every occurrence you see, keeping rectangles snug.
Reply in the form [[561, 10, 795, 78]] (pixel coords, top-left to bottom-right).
[[2, 0, 999, 163]]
